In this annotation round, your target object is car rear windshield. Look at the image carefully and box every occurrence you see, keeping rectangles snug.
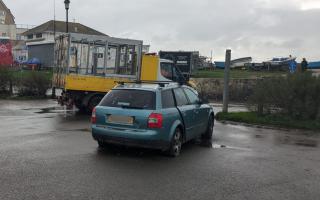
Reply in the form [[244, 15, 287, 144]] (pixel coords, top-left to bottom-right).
[[99, 89, 156, 110]]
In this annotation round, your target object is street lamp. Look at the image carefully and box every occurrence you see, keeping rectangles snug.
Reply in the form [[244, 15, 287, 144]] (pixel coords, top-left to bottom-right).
[[64, 0, 70, 33]]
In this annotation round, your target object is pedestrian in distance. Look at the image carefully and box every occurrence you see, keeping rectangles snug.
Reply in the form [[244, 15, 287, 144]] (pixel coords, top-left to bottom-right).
[[288, 55, 297, 73], [301, 58, 308, 72]]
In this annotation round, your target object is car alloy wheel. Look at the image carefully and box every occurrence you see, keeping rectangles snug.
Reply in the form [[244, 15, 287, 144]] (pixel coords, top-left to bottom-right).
[[168, 128, 182, 157]]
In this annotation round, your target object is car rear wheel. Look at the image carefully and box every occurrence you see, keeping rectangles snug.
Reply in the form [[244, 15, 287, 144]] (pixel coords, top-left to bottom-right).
[[166, 128, 182, 157]]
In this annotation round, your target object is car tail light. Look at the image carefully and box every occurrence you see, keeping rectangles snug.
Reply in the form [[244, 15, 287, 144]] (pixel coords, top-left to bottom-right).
[[91, 107, 97, 124], [148, 113, 163, 128]]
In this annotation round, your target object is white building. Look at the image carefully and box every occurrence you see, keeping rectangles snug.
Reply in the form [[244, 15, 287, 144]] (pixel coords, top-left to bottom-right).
[[22, 20, 107, 68], [0, 0, 16, 39]]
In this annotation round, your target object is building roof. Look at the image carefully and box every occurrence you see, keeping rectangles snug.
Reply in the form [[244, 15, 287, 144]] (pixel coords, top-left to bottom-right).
[[23, 20, 107, 36], [0, 0, 15, 24]]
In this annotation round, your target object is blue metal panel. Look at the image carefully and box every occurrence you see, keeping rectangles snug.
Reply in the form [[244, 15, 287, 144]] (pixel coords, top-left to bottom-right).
[[308, 61, 320, 69]]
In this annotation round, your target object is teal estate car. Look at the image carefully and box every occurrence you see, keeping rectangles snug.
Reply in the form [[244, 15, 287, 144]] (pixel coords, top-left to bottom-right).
[[91, 82, 214, 157]]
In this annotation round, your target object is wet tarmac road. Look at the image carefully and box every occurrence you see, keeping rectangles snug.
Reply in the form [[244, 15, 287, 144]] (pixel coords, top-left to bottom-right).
[[0, 100, 320, 200]]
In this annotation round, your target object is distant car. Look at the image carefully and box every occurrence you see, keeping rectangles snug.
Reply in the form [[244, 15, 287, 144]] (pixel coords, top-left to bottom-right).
[[91, 82, 214, 157]]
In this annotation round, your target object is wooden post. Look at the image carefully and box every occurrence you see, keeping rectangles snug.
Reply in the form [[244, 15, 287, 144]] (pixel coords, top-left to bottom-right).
[[223, 49, 231, 113], [52, 87, 56, 99]]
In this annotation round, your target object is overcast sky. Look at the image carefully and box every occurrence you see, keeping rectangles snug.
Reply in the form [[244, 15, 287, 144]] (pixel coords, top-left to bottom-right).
[[4, 0, 320, 61]]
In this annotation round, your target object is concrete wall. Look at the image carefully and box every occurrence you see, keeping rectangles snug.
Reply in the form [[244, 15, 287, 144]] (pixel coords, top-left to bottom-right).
[[25, 32, 63, 43], [0, 2, 15, 25], [0, 24, 16, 39], [28, 43, 54, 68], [192, 78, 258, 102]]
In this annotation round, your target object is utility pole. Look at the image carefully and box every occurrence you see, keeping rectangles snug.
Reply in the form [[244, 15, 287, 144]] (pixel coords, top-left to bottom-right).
[[223, 49, 231, 113], [53, 0, 56, 38], [52, 0, 57, 99], [64, 0, 70, 33]]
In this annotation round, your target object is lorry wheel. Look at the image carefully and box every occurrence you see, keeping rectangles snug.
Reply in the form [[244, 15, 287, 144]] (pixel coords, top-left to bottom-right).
[[166, 128, 182, 157], [87, 95, 102, 113], [75, 101, 86, 113]]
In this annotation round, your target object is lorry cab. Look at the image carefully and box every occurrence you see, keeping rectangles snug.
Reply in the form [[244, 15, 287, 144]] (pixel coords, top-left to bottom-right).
[[141, 55, 186, 83]]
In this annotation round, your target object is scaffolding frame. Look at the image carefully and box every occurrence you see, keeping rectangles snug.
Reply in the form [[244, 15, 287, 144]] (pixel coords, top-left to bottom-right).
[[55, 33, 143, 79]]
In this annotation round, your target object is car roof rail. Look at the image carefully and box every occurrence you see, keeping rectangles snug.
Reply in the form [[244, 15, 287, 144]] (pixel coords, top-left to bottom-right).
[[115, 80, 180, 88]]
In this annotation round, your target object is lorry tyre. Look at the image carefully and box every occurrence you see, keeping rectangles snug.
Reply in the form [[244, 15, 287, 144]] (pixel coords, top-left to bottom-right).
[[87, 95, 103, 113], [74, 100, 86, 113]]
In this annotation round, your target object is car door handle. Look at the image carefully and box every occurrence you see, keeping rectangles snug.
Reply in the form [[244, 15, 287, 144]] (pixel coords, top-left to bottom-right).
[[194, 110, 199, 114]]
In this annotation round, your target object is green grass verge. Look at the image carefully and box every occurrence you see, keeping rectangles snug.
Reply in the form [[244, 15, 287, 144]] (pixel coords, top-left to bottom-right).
[[0, 95, 50, 100], [193, 69, 286, 79], [216, 112, 320, 131]]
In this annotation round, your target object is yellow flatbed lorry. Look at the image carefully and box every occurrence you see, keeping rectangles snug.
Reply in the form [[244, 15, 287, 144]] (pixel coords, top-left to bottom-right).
[[53, 33, 185, 112]]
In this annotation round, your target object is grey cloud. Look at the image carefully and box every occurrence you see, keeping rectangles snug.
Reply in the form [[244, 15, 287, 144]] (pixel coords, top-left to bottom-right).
[[4, 0, 320, 61]]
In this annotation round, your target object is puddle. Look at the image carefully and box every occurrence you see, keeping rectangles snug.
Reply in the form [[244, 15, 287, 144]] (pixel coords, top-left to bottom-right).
[[212, 143, 251, 151], [57, 128, 91, 133], [276, 135, 318, 148], [212, 144, 227, 149], [34, 107, 85, 120], [35, 107, 75, 114], [255, 134, 264, 138], [294, 139, 318, 147]]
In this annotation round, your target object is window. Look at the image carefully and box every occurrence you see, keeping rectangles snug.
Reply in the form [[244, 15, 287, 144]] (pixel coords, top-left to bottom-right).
[[36, 33, 42, 38], [162, 90, 175, 108], [183, 88, 199, 104], [100, 89, 156, 110], [0, 11, 5, 16], [27, 34, 34, 39], [160, 63, 174, 80], [2, 32, 6, 37], [0, 19, 4, 24], [173, 88, 189, 106]]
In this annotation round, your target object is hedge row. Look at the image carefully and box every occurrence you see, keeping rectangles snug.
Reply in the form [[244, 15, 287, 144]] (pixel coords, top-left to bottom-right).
[[249, 72, 320, 120], [0, 68, 52, 97]]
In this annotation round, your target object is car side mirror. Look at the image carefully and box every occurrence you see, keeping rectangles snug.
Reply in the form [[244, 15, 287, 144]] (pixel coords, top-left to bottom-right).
[[198, 95, 209, 104], [197, 99, 203, 105]]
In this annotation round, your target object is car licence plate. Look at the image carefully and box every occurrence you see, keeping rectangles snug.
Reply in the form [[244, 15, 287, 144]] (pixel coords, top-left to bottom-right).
[[107, 115, 134, 125]]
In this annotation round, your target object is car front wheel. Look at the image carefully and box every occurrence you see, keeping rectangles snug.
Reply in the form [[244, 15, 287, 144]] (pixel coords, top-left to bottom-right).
[[98, 141, 107, 148], [202, 115, 214, 141]]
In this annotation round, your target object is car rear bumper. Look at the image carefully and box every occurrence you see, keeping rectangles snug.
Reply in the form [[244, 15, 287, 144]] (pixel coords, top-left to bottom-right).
[[92, 125, 170, 150]]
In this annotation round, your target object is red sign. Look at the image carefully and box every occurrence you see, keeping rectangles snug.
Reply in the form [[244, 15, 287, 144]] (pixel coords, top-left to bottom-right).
[[0, 39, 13, 66]]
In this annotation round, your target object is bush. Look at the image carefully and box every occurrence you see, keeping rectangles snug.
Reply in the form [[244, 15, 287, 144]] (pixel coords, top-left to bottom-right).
[[0, 68, 13, 94], [249, 72, 320, 120], [216, 112, 320, 130], [193, 78, 256, 102], [17, 72, 51, 97]]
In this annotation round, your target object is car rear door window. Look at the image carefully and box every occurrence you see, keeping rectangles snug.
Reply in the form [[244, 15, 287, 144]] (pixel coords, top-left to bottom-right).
[[173, 88, 189, 106], [99, 89, 155, 110], [162, 90, 175, 108], [183, 88, 199, 104]]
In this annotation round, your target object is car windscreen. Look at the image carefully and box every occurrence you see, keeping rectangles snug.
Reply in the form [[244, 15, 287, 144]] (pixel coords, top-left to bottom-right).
[[99, 89, 156, 110]]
